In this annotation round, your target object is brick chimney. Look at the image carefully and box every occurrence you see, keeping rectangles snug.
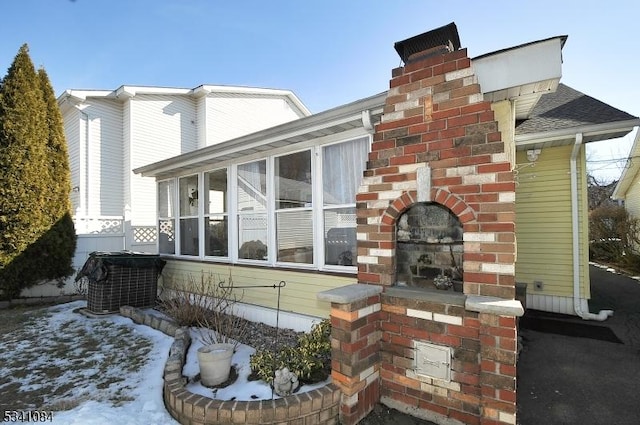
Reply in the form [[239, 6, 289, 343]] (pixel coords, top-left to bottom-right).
[[325, 24, 522, 425], [356, 22, 517, 299]]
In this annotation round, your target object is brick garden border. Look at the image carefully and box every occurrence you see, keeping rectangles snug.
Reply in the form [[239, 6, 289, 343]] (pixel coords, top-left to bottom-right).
[[119, 306, 341, 425]]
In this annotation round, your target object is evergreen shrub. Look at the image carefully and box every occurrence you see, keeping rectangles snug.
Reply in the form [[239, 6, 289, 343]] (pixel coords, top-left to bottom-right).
[[0, 45, 76, 299]]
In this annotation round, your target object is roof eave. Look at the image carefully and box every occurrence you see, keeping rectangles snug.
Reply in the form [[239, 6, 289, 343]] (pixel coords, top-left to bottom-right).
[[473, 35, 566, 119], [612, 129, 640, 199], [192, 85, 312, 117], [134, 92, 387, 178], [514, 119, 640, 147]]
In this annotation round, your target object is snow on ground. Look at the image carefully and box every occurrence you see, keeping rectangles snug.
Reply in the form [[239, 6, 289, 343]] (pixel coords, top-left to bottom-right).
[[183, 329, 329, 401], [0, 301, 329, 424], [0, 301, 177, 424]]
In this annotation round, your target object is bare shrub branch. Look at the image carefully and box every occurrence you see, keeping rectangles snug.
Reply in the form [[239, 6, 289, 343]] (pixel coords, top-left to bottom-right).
[[589, 205, 640, 272], [158, 271, 249, 350]]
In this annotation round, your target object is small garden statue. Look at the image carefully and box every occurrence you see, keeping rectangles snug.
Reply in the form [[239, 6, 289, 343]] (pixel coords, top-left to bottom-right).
[[273, 367, 299, 396]]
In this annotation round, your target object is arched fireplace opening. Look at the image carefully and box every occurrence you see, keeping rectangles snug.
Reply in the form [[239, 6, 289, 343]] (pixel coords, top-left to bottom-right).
[[396, 202, 463, 291]]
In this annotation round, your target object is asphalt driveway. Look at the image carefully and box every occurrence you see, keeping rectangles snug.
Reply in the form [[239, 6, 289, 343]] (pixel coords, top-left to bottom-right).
[[517, 265, 640, 424]]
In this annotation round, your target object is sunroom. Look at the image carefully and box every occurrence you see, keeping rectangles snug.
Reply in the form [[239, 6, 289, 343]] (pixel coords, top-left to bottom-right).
[[134, 93, 385, 328]]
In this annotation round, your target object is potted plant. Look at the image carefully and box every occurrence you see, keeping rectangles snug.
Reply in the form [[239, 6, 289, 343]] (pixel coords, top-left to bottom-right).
[[197, 327, 235, 387], [158, 271, 247, 387], [195, 276, 248, 387], [158, 271, 249, 387]]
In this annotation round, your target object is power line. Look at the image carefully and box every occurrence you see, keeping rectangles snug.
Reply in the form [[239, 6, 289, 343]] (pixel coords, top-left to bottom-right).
[[586, 156, 640, 164]]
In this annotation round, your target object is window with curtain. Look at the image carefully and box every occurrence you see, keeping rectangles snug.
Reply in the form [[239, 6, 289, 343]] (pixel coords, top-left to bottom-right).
[[275, 150, 313, 264], [178, 175, 199, 256], [159, 135, 369, 271], [237, 160, 268, 260], [322, 137, 368, 266], [204, 169, 228, 257], [158, 180, 175, 254]]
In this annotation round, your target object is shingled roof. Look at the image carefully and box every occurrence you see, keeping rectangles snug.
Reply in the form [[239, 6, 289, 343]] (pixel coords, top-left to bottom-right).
[[515, 83, 637, 135]]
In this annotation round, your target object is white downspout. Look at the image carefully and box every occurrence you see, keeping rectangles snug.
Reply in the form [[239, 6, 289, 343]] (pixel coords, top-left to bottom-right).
[[570, 133, 613, 321]]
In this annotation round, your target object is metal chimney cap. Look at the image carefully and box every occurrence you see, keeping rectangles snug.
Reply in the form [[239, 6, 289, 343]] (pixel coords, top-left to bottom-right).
[[394, 22, 461, 63]]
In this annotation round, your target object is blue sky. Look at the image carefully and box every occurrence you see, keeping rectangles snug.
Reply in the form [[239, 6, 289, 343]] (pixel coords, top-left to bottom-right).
[[1, 0, 638, 181]]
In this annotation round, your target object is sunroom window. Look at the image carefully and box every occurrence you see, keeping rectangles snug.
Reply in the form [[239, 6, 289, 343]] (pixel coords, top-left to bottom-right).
[[275, 150, 313, 264], [158, 180, 175, 254], [322, 137, 368, 266], [178, 174, 199, 256], [204, 169, 228, 257], [158, 135, 370, 270], [237, 160, 267, 261]]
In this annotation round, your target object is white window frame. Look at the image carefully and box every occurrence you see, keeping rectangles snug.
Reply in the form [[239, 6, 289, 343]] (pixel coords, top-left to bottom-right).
[[203, 167, 230, 260], [274, 148, 315, 267], [177, 174, 200, 257], [156, 133, 371, 273], [318, 137, 369, 273], [236, 158, 270, 264], [157, 178, 176, 255]]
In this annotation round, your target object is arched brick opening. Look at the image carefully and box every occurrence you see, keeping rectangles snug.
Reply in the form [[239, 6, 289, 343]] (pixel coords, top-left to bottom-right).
[[381, 188, 476, 227], [376, 188, 478, 292]]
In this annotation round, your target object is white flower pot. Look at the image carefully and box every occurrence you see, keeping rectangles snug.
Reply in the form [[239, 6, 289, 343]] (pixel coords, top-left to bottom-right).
[[197, 343, 234, 387]]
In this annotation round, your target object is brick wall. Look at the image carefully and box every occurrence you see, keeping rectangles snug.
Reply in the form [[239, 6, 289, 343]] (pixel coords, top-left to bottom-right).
[[336, 40, 522, 425], [356, 46, 517, 300], [380, 291, 482, 425], [329, 294, 382, 425]]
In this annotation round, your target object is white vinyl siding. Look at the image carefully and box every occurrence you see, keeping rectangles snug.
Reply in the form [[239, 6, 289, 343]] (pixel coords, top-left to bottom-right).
[[62, 89, 304, 231], [129, 95, 197, 225], [84, 99, 123, 216], [196, 96, 207, 149], [205, 94, 302, 146], [122, 99, 132, 217], [63, 107, 81, 211]]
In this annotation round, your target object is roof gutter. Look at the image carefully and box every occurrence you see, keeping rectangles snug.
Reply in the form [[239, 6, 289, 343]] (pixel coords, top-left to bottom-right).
[[570, 132, 613, 321], [515, 119, 640, 146]]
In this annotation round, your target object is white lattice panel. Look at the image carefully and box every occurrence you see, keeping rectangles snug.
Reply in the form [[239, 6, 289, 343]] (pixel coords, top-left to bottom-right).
[[74, 217, 124, 234], [134, 226, 157, 243]]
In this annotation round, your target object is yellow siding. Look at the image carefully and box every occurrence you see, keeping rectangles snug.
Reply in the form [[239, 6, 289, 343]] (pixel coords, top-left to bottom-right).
[[159, 260, 356, 318], [515, 144, 590, 299]]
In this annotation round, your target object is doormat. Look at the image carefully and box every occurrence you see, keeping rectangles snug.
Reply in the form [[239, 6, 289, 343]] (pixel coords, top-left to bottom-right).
[[519, 314, 622, 344]]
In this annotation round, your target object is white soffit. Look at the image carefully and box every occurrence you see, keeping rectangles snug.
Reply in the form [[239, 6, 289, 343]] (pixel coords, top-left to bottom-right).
[[474, 36, 565, 119]]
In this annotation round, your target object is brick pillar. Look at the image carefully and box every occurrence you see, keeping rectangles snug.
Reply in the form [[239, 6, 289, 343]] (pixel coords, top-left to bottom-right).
[[318, 285, 383, 425], [464, 297, 523, 425], [479, 313, 519, 425]]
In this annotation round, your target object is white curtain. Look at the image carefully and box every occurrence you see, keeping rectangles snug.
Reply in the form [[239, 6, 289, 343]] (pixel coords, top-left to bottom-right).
[[323, 137, 368, 205]]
